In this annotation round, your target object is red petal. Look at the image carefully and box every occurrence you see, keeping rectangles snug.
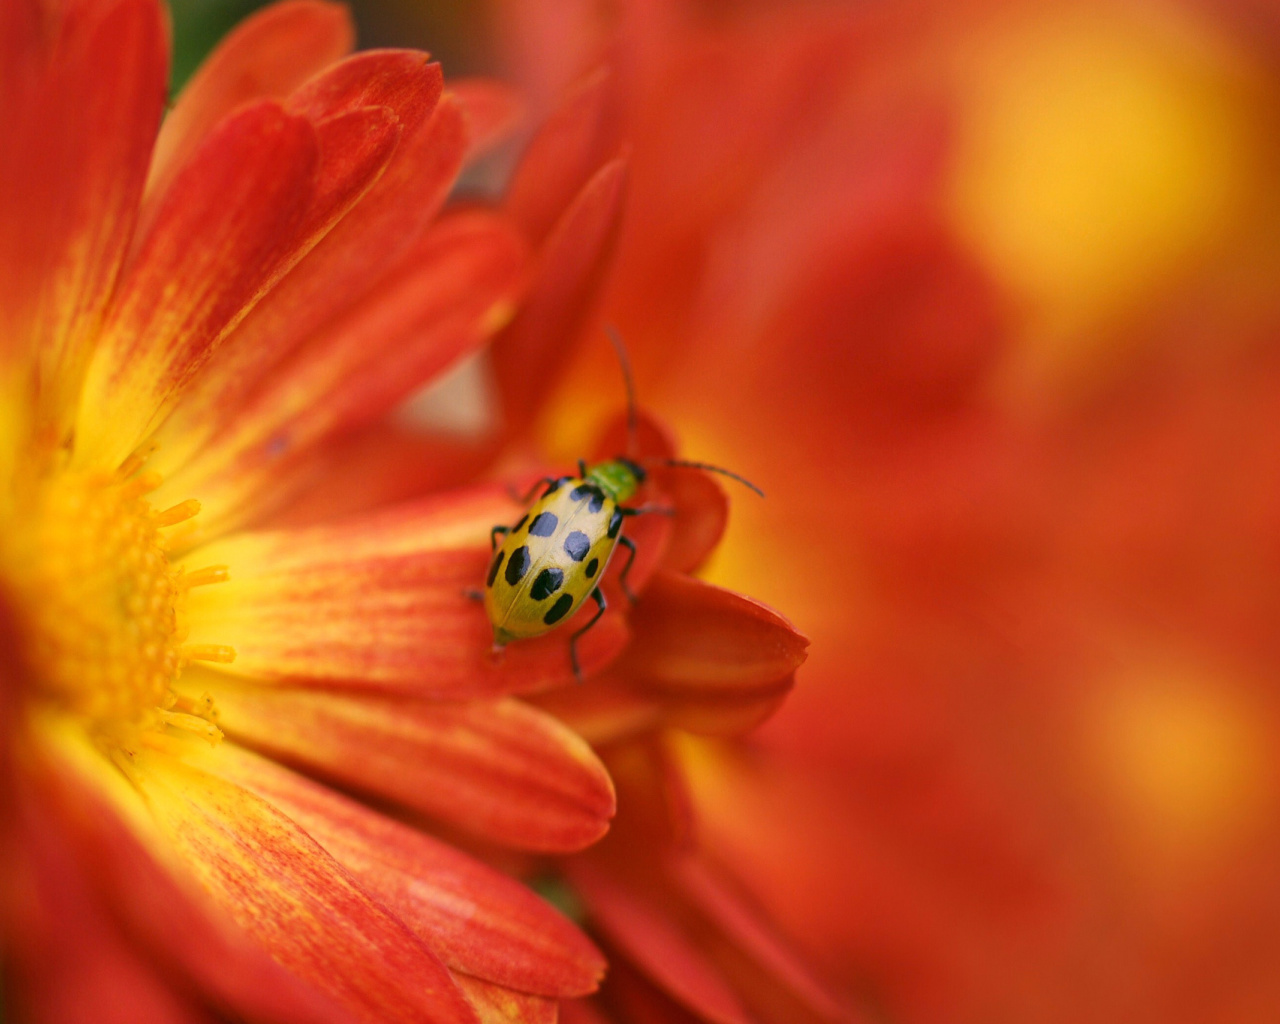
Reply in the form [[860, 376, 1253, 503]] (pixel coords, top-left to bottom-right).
[[670, 855, 865, 1024], [152, 92, 467, 484], [159, 211, 525, 537], [6, 796, 207, 1024], [209, 744, 606, 993], [450, 78, 525, 159], [529, 676, 663, 747], [180, 486, 627, 696], [618, 571, 809, 695], [453, 975, 557, 1024], [33, 737, 363, 1024], [185, 674, 616, 852], [568, 861, 751, 1024], [125, 744, 480, 1024], [75, 100, 320, 469], [147, 0, 354, 205], [492, 157, 629, 438], [505, 65, 621, 245], [20, 0, 167, 433]]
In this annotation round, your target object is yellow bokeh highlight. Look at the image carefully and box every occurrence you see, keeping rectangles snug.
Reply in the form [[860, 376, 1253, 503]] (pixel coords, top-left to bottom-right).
[[948, 2, 1262, 378], [1088, 660, 1272, 864]]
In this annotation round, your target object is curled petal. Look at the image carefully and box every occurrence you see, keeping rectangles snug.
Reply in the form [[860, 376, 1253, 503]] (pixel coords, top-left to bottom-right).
[[75, 101, 320, 469], [669, 855, 864, 1024], [183, 675, 616, 852], [20, 0, 167, 432], [180, 487, 627, 697], [205, 743, 606, 993], [159, 211, 526, 538], [453, 975, 558, 1024], [618, 571, 809, 694], [152, 93, 467, 486], [505, 65, 621, 245], [449, 79, 525, 158], [492, 156, 629, 438], [147, 0, 355, 203], [121, 743, 479, 1024], [568, 861, 751, 1024]]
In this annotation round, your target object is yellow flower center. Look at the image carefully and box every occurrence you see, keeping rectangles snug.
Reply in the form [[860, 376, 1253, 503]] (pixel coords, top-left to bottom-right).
[[8, 454, 231, 747]]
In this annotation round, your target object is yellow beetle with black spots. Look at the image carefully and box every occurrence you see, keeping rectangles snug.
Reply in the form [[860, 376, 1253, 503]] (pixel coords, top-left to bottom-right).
[[480, 329, 762, 680], [484, 457, 648, 679]]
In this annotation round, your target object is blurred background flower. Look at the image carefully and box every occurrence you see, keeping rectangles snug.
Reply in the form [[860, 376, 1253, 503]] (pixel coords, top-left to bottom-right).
[[160, 0, 1280, 1021]]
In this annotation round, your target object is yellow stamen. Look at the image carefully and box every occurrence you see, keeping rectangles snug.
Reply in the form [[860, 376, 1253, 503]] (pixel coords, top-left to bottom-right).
[[178, 565, 230, 590], [154, 498, 202, 527], [183, 644, 237, 665], [156, 708, 224, 746]]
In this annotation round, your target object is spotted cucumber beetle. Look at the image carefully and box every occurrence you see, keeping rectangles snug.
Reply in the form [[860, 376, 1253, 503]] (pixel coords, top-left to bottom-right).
[[482, 329, 763, 680]]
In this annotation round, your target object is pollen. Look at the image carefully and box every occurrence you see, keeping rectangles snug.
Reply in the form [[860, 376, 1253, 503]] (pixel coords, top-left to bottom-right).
[[8, 463, 230, 745]]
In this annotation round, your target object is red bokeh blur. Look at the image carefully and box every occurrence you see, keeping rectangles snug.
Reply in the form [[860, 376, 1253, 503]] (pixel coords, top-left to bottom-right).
[[480, 0, 1280, 1021]]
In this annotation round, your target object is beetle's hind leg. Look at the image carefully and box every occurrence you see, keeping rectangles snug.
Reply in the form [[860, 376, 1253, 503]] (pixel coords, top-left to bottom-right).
[[490, 524, 511, 551], [616, 535, 640, 604], [569, 588, 607, 684]]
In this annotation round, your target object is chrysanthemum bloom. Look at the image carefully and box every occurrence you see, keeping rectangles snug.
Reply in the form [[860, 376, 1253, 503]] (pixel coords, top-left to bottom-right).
[[0, 2, 804, 1021], [492, 0, 1280, 1022]]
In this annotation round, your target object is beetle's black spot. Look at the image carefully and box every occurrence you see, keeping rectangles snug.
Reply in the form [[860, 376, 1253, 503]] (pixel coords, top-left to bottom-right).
[[571, 483, 606, 514], [544, 593, 574, 625], [607, 508, 623, 539], [531, 567, 564, 600], [504, 545, 530, 586], [585, 557, 599, 578], [564, 531, 590, 561], [512, 514, 528, 533], [544, 476, 570, 497], [529, 511, 558, 537], [487, 551, 505, 587]]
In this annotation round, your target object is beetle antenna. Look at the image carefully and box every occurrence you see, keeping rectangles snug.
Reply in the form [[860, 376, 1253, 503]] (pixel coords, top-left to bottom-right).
[[605, 325, 639, 457], [653, 459, 765, 497]]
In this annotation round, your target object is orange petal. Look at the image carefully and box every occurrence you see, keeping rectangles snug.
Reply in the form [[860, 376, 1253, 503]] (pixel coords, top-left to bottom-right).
[[180, 486, 627, 695], [152, 93, 467, 483], [529, 675, 664, 748], [454, 975, 557, 1024], [505, 65, 621, 245], [208, 743, 606, 993], [158, 211, 525, 537], [19, 0, 167, 434], [147, 0, 354, 205], [7, 795, 205, 1024], [618, 571, 808, 695], [669, 855, 865, 1024], [449, 78, 525, 159], [568, 861, 751, 1024], [183, 674, 616, 852], [32, 736, 362, 1024], [558, 998, 612, 1024], [122, 742, 479, 1024], [257, 422, 500, 530], [75, 100, 320, 469], [493, 157, 629, 438]]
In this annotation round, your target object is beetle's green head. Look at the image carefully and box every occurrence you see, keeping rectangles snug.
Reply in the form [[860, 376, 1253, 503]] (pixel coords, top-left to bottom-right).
[[586, 457, 646, 503]]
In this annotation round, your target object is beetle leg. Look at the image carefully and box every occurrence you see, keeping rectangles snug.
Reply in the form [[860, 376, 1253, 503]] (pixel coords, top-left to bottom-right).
[[569, 587, 608, 684], [616, 535, 639, 604], [461, 588, 484, 601], [489, 524, 510, 551]]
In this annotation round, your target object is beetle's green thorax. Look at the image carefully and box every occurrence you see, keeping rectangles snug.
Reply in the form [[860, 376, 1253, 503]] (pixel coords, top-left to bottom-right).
[[586, 457, 644, 503]]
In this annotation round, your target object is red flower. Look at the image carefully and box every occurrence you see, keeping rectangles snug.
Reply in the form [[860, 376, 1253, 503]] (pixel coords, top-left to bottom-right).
[[0, 2, 803, 1022]]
